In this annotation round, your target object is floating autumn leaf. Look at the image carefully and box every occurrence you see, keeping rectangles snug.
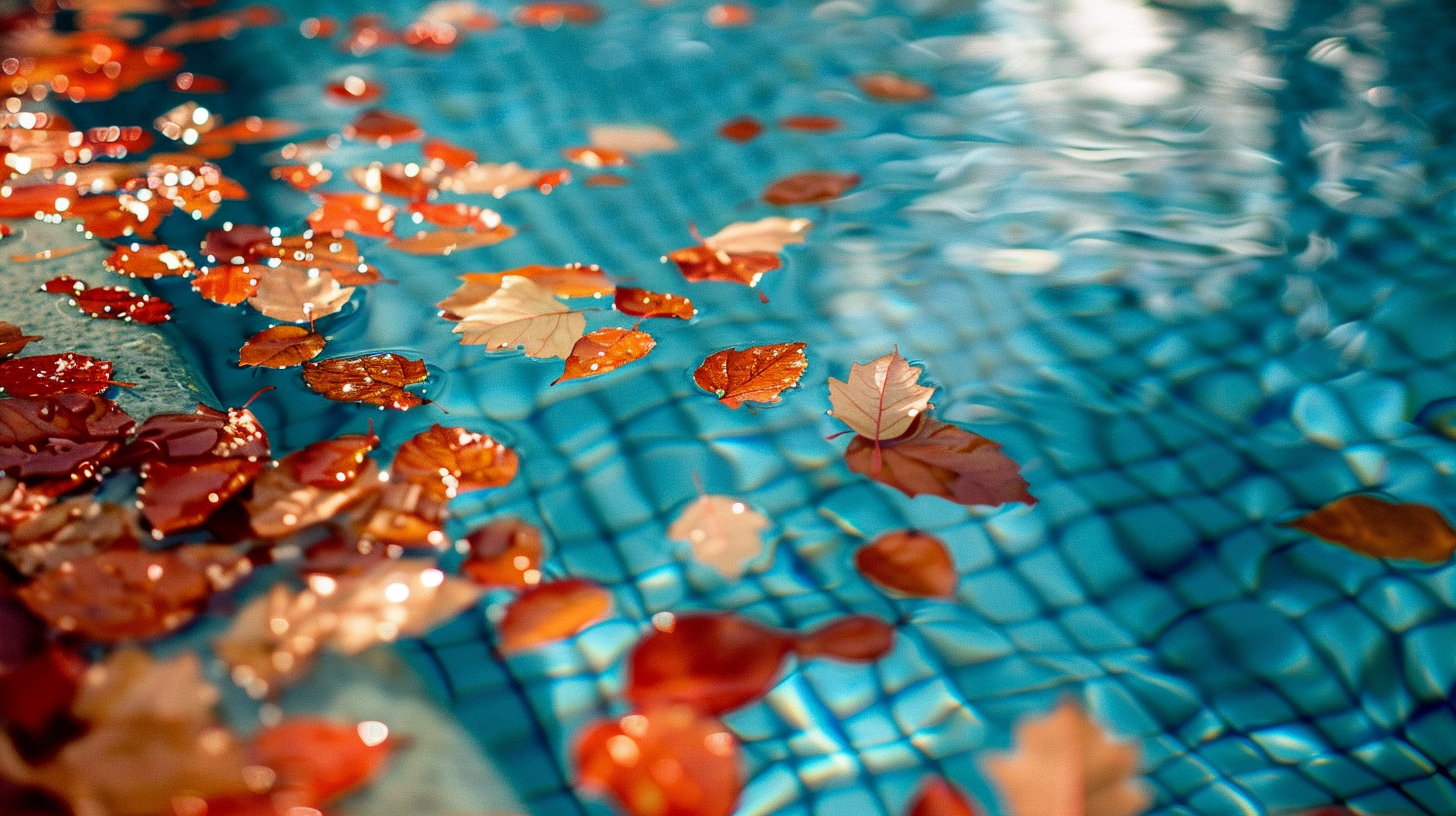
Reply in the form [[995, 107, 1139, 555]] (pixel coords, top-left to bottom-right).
[[139, 457, 267, 534], [423, 137, 478, 170], [780, 114, 841, 132], [693, 343, 807, 409], [1282, 495, 1456, 563], [196, 116, 303, 146], [718, 116, 763, 143], [554, 328, 656, 385], [10, 245, 91, 263], [0, 323, 41, 360], [855, 530, 957, 597], [191, 264, 261, 305], [613, 287, 694, 320], [388, 226, 516, 255], [453, 275, 586, 359], [762, 171, 861, 205], [668, 495, 771, 579], [325, 75, 385, 104], [288, 429, 380, 488], [514, 1, 604, 25], [407, 201, 506, 231], [856, 71, 935, 103], [497, 578, 612, 653], [828, 348, 934, 441], [561, 146, 631, 168], [0, 353, 126, 398], [391, 424, 519, 499], [982, 699, 1149, 816], [41, 276, 173, 323], [0, 395, 135, 485], [461, 518, 545, 588], [250, 717, 395, 808], [4, 498, 140, 577], [308, 192, 398, 238], [907, 778, 982, 816], [246, 458, 381, 539], [239, 326, 327, 369], [303, 353, 431, 411], [587, 172, 629, 187], [667, 245, 781, 287], [16, 545, 248, 642], [845, 417, 1036, 508], [454, 263, 615, 300], [576, 707, 741, 816], [439, 161, 556, 197], [705, 3, 753, 26], [349, 161, 439, 200], [702, 217, 813, 254], [790, 614, 896, 661], [149, 4, 279, 46], [102, 243, 195, 278], [588, 124, 678, 155], [344, 109, 425, 144], [248, 265, 356, 323], [117, 403, 268, 466], [271, 162, 333, 191]]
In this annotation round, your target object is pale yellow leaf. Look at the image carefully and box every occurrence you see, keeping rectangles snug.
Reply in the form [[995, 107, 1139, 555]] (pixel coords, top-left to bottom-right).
[[667, 495, 772, 579], [982, 699, 1150, 816], [702, 217, 813, 255], [248, 264, 356, 323], [454, 275, 586, 359], [244, 459, 382, 538], [588, 124, 679, 154], [827, 349, 935, 440]]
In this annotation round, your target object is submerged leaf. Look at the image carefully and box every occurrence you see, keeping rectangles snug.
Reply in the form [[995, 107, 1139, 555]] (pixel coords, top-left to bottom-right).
[[693, 343, 807, 409], [982, 700, 1149, 816], [302, 353, 430, 411], [907, 778, 983, 816], [238, 326, 327, 369], [1283, 495, 1456, 563], [498, 578, 612, 653], [626, 614, 793, 714], [667, 495, 771, 579], [762, 171, 860, 205], [828, 349, 934, 441], [576, 707, 741, 816], [845, 417, 1035, 508], [855, 530, 957, 597], [791, 614, 896, 662], [554, 328, 656, 385]]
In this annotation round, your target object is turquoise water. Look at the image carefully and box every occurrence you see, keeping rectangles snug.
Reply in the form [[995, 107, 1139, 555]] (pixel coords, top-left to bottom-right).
[[68, 0, 1456, 814]]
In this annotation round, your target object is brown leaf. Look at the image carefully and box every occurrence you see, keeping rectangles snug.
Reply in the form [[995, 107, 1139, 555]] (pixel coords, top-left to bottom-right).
[[302, 353, 430, 411], [245, 458, 382, 539], [191, 264, 260, 305], [287, 430, 381, 488], [668, 245, 781, 287], [238, 326, 326, 369], [391, 424, 519, 499], [614, 287, 695, 320], [693, 342, 807, 409], [138, 456, 267, 535], [828, 349, 934, 441], [845, 417, 1035, 508], [0, 354, 125, 398], [388, 226, 516, 255], [717, 116, 763, 143], [554, 328, 656, 385], [1283, 495, 1456, 563], [762, 171, 860, 205], [497, 578, 612, 653], [855, 530, 957, 597], [0, 323, 42, 360], [982, 699, 1149, 816]]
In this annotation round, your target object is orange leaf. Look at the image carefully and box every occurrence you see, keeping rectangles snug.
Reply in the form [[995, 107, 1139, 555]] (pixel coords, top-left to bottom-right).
[[554, 328, 656, 385], [705, 3, 754, 26], [762, 171, 860, 205], [197, 117, 303, 145], [614, 286, 695, 320], [576, 707, 742, 816], [270, 163, 333, 191], [461, 517, 545, 588], [0, 323, 43, 360], [191, 264, 261, 305], [252, 718, 394, 807], [456, 263, 614, 299], [302, 353, 430, 411], [844, 417, 1035, 508], [497, 578, 611, 652], [286, 429, 380, 489], [390, 424, 519, 498], [1282, 495, 1456, 563], [348, 161, 437, 200], [406, 201, 504, 230], [103, 243, 195, 278], [780, 114, 841, 132], [586, 173, 629, 187], [423, 137, 478, 170], [692, 342, 806, 409], [717, 116, 763, 143], [667, 245, 781, 286], [790, 614, 895, 661], [325, 75, 385, 104], [388, 226, 516, 255], [856, 71, 935, 103], [308, 193, 397, 238], [855, 530, 957, 597], [513, 2, 603, 26], [139, 457, 266, 534], [907, 778, 983, 816], [345, 109, 424, 144], [238, 326, 327, 369]]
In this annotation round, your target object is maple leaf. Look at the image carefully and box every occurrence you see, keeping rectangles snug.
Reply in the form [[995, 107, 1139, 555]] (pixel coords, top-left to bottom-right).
[[390, 424, 519, 499], [554, 328, 656, 385], [0, 353, 127, 398], [845, 417, 1036, 508], [614, 286, 695, 320], [907, 778, 982, 816], [827, 349, 935, 441], [701, 217, 813, 254], [388, 226, 516, 255], [855, 530, 957, 597], [453, 275, 586, 359], [1282, 495, 1456, 563], [762, 171, 861, 205], [982, 699, 1150, 816], [856, 72, 935, 103], [497, 578, 612, 653], [588, 124, 678, 154], [461, 517, 545, 588], [667, 245, 781, 287], [302, 353, 431, 410], [0, 323, 42, 360], [248, 265, 356, 323], [693, 343, 807, 409], [238, 326, 327, 369], [576, 707, 741, 816], [668, 495, 772, 578]]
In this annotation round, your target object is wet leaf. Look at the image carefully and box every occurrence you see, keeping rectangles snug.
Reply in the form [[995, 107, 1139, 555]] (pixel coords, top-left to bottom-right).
[[308, 193, 398, 238], [762, 171, 860, 205], [325, 75, 385, 104], [5, 498, 139, 577], [247, 265, 356, 323], [388, 226, 516, 255], [191, 264, 261, 305], [288, 430, 380, 489], [576, 707, 741, 816], [138, 457, 267, 535], [238, 326, 327, 369], [0, 324, 42, 360], [667, 495, 771, 579], [856, 71, 935, 103], [0, 396, 135, 449], [270, 162, 333, 191], [439, 161, 550, 197], [780, 114, 841, 132], [705, 3, 754, 26], [693, 342, 807, 409], [855, 530, 957, 597], [171, 72, 228, 93], [461, 518, 545, 588], [41, 276, 173, 324], [845, 417, 1036, 508], [791, 614, 896, 662], [588, 124, 678, 154], [513, 2, 603, 26], [11, 246, 90, 263], [344, 109, 424, 145], [406, 201, 505, 231], [391, 424, 519, 499], [497, 578, 612, 653], [907, 778, 982, 816], [982, 699, 1149, 816], [102, 244, 195, 279], [0, 646, 86, 761], [16, 546, 248, 642], [454, 263, 614, 299], [613, 287, 695, 320], [554, 328, 656, 385], [1283, 495, 1456, 563], [587, 172, 629, 187], [626, 613, 793, 714], [245, 458, 381, 539], [0, 354, 124, 398], [828, 349, 935, 441], [717, 117, 763, 143], [197, 117, 303, 145], [251, 718, 394, 807], [702, 217, 812, 254], [423, 137, 478, 170], [302, 353, 431, 411], [117, 403, 268, 467], [667, 245, 781, 287], [348, 161, 439, 200], [453, 275, 586, 359]]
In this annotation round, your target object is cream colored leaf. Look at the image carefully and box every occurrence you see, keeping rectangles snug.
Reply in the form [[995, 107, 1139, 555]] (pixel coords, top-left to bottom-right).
[[702, 217, 813, 255], [248, 264, 356, 323], [588, 124, 679, 154], [327, 560, 483, 653], [439, 161, 543, 197], [667, 495, 772, 579], [454, 275, 586, 359], [982, 699, 1150, 816], [827, 348, 935, 440], [244, 458, 382, 538], [436, 280, 501, 318]]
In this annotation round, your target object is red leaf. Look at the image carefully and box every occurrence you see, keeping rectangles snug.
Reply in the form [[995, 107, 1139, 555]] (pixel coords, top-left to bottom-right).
[[203, 224, 273, 265], [0, 396, 135, 448], [856, 71, 935, 103], [138, 456, 266, 534], [286, 430, 380, 489], [238, 326, 326, 369], [302, 353, 430, 411], [907, 778, 982, 816], [116, 404, 267, 466], [0, 354, 125, 397], [460, 517, 545, 588], [42, 276, 173, 323], [0, 323, 42, 360], [855, 530, 957, 597], [406, 201, 504, 230], [0, 438, 118, 485], [780, 115, 841, 132], [0, 185, 74, 219], [102, 244, 196, 279], [668, 245, 781, 286], [626, 613, 793, 714], [554, 328, 656, 385], [171, 72, 228, 93], [345, 109, 424, 144], [498, 578, 611, 653], [576, 707, 741, 816], [692, 342, 807, 409], [792, 614, 896, 661], [613, 287, 695, 320], [390, 424, 519, 499], [0, 647, 87, 751], [251, 718, 393, 807], [513, 2, 603, 26], [705, 3, 754, 26], [15, 545, 247, 642], [762, 171, 860, 205], [307, 193, 398, 238], [717, 117, 763, 143], [845, 417, 1036, 508]]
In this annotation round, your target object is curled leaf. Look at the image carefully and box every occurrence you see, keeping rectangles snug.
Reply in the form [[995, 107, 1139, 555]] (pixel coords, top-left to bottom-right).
[[667, 495, 771, 579], [288, 430, 380, 488], [238, 326, 326, 369], [498, 578, 612, 653], [845, 417, 1035, 508], [693, 342, 807, 409], [855, 530, 957, 597], [554, 328, 656, 385], [762, 171, 860, 205], [1282, 495, 1456, 563], [614, 287, 695, 320], [302, 353, 431, 411]]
